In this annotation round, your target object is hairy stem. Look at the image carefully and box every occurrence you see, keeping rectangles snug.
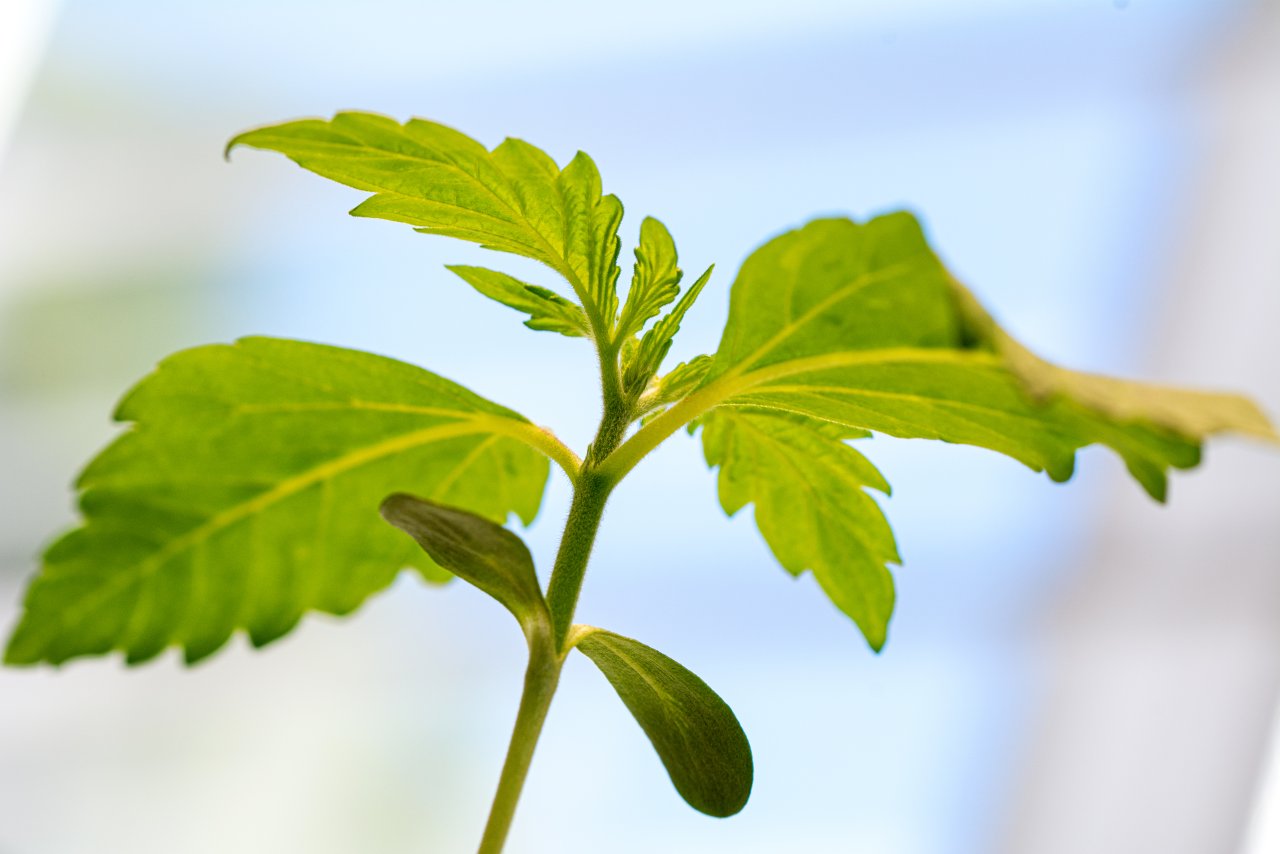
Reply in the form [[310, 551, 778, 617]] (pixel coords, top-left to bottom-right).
[[588, 338, 629, 467], [477, 622, 561, 854], [476, 337, 632, 852], [544, 473, 612, 649], [509, 421, 583, 483], [547, 356, 630, 648], [597, 374, 730, 483], [474, 468, 614, 854]]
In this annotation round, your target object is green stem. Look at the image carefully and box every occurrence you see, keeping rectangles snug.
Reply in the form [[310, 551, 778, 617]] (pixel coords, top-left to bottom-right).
[[597, 373, 733, 485], [474, 472, 614, 854], [547, 355, 630, 648], [587, 339, 629, 467], [476, 335, 632, 852], [544, 473, 612, 649], [476, 623, 561, 854]]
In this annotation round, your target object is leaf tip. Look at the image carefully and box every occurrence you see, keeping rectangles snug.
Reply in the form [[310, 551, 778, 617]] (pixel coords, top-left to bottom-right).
[[2, 640, 33, 668], [123, 645, 165, 667], [1143, 476, 1170, 504], [2, 615, 46, 667], [181, 645, 213, 667], [1254, 410, 1280, 445], [181, 633, 231, 667], [223, 127, 261, 161], [378, 492, 414, 529]]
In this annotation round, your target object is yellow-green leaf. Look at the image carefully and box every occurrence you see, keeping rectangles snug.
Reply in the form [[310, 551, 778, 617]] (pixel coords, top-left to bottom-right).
[[701, 408, 896, 649], [4, 338, 550, 666], [599, 212, 1275, 642], [447, 265, 589, 338], [617, 216, 682, 340], [699, 213, 1275, 501], [228, 112, 623, 336], [623, 264, 714, 400]]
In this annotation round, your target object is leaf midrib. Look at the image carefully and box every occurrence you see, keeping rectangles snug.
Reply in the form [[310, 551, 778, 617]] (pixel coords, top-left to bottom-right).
[[599, 348, 1006, 481], [47, 419, 502, 637], [581, 631, 678, 706], [746, 381, 1077, 446], [721, 261, 920, 377]]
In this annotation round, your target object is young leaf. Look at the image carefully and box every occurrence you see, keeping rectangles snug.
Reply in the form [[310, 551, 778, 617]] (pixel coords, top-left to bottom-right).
[[622, 264, 714, 399], [681, 214, 1276, 501], [4, 337, 553, 667], [571, 627, 753, 818], [447, 265, 589, 337], [637, 354, 715, 423], [616, 217, 682, 340], [380, 494, 548, 632], [699, 408, 897, 650], [228, 113, 623, 335]]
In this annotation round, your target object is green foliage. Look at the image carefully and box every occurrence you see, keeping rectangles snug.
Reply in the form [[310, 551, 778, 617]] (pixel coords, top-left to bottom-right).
[[602, 214, 1273, 647], [700, 408, 897, 650], [382, 494, 753, 818], [227, 112, 623, 338], [637, 354, 715, 424], [447, 265, 590, 337], [4, 338, 549, 666], [8, 113, 1276, 853], [622, 265, 714, 401], [945, 275, 1277, 495], [692, 214, 1272, 502], [572, 627, 753, 817], [617, 216, 683, 340], [380, 493, 549, 633]]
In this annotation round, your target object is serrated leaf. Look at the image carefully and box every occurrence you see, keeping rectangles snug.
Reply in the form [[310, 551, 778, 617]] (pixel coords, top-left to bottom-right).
[[617, 217, 682, 340], [380, 494, 547, 632], [693, 213, 1276, 502], [228, 113, 623, 335], [623, 264, 714, 398], [572, 627, 753, 817], [447, 265, 589, 337], [4, 337, 550, 667], [700, 408, 896, 649], [945, 275, 1276, 495]]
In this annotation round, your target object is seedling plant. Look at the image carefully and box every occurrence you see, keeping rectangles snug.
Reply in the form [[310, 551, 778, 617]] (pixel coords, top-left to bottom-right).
[[6, 113, 1275, 853]]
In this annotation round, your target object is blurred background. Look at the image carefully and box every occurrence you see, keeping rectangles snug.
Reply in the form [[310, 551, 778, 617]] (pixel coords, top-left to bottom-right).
[[1, 1, 1278, 852]]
